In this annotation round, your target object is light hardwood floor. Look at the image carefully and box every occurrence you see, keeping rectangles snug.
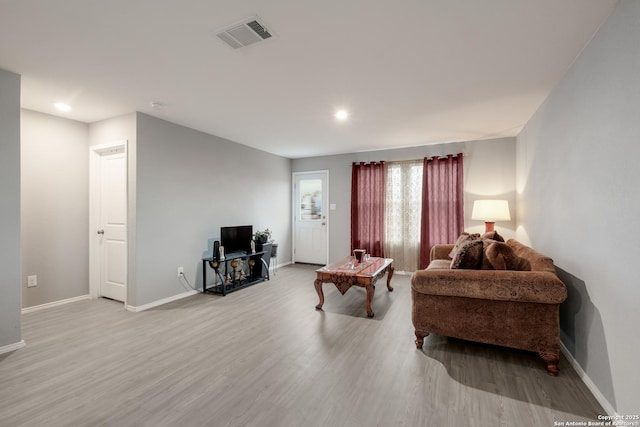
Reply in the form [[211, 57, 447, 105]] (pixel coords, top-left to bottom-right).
[[1, 264, 604, 427]]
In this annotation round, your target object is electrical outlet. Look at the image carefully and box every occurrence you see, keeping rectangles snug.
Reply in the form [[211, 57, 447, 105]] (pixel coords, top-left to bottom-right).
[[177, 267, 184, 278], [27, 275, 37, 288]]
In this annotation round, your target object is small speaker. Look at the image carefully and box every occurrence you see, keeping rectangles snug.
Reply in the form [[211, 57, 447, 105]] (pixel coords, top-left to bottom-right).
[[213, 241, 220, 260]]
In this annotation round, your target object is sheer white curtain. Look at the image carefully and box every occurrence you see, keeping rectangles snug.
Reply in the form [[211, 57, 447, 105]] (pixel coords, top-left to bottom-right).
[[384, 160, 423, 272]]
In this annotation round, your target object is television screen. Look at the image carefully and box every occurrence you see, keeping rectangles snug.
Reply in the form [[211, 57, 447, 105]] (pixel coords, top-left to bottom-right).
[[221, 225, 253, 255]]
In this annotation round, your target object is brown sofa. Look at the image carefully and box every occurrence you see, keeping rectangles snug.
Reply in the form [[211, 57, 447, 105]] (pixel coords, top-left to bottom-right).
[[411, 238, 567, 375]]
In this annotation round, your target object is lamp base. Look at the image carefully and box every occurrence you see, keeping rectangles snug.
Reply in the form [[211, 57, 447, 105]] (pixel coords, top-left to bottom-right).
[[484, 222, 496, 233]]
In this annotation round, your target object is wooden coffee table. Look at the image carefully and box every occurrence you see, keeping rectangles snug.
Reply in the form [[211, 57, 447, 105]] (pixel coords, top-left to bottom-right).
[[314, 256, 394, 318]]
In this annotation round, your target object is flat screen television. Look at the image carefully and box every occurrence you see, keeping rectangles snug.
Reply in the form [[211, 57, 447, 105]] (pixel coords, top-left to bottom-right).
[[220, 225, 253, 255]]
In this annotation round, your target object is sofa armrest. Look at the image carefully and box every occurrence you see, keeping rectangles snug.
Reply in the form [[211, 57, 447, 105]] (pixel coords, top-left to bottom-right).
[[411, 269, 567, 304], [430, 244, 454, 261]]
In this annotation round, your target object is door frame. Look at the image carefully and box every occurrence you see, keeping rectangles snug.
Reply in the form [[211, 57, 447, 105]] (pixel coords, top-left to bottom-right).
[[292, 170, 329, 264], [89, 140, 128, 306]]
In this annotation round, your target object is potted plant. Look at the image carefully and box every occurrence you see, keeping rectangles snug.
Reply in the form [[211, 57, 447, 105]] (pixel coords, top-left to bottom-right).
[[253, 228, 271, 244]]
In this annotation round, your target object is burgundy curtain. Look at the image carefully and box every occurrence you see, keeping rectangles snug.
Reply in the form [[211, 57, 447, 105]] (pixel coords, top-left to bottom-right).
[[419, 154, 464, 268], [351, 162, 385, 257]]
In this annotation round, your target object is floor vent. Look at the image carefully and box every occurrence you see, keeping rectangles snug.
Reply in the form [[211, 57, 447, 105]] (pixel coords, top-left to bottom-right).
[[213, 16, 273, 49]]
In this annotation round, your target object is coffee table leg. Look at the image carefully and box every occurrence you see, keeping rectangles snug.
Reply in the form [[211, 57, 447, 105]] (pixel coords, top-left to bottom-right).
[[314, 279, 325, 310], [386, 265, 395, 292], [365, 284, 375, 317]]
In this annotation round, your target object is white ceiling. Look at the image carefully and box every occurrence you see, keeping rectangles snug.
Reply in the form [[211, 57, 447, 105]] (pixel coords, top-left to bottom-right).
[[0, 0, 617, 159]]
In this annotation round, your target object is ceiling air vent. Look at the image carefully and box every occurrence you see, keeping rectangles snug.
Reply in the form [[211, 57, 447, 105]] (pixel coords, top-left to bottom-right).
[[213, 16, 273, 49]]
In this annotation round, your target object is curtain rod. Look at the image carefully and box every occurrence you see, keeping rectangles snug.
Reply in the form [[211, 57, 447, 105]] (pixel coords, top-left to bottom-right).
[[351, 153, 465, 165]]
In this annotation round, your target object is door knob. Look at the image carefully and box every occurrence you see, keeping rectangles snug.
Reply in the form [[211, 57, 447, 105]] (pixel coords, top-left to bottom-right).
[[97, 229, 104, 235]]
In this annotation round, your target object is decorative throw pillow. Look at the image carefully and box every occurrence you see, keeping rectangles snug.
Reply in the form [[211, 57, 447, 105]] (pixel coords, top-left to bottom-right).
[[450, 239, 484, 269], [481, 230, 505, 242], [481, 240, 521, 270], [449, 232, 481, 259]]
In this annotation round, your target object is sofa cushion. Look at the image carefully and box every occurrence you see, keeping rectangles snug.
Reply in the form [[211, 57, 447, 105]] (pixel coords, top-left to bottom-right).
[[426, 259, 451, 270], [480, 240, 530, 271], [410, 269, 568, 304], [448, 232, 480, 259], [481, 230, 505, 242], [450, 239, 483, 269]]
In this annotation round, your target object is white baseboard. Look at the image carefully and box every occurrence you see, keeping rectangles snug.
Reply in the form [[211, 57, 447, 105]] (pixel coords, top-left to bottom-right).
[[126, 289, 199, 312], [22, 294, 90, 314], [0, 340, 26, 355], [560, 341, 616, 416]]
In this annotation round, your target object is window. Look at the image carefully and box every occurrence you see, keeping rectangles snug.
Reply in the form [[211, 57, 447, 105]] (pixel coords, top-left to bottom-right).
[[384, 160, 423, 272]]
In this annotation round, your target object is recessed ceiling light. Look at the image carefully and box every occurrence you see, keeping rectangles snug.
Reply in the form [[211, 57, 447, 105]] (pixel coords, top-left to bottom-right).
[[334, 109, 349, 121], [150, 101, 166, 110], [54, 102, 71, 112]]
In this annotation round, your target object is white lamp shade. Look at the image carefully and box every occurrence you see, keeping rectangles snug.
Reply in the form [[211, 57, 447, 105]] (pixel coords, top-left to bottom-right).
[[471, 200, 511, 222]]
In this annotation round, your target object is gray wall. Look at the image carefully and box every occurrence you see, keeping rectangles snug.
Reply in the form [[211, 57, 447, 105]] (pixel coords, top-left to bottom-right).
[[21, 109, 291, 310], [134, 113, 292, 306], [516, 0, 639, 414], [292, 137, 516, 264], [0, 68, 22, 349], [21, 110, 89, 307]]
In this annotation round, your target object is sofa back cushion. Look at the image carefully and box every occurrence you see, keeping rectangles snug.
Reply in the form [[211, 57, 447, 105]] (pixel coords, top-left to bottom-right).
[[507, 239, 555, 272], [442, 234, 557, 272]]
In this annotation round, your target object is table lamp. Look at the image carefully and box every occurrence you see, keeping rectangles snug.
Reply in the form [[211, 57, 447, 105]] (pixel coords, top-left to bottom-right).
[[472, 200, 510, 232]]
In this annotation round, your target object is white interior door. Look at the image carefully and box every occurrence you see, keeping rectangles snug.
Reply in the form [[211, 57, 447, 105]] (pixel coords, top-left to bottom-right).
[[293, 171, 328, 264], [97, 149, 127, 302]]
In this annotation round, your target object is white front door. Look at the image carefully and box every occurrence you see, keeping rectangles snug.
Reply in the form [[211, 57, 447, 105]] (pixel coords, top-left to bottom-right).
[[97, 149, 127, 302], [293, 171, 328, 265]]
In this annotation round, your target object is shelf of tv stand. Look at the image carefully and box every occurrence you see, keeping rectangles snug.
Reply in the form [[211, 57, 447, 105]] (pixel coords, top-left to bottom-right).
[[202, 250, 269, 296]]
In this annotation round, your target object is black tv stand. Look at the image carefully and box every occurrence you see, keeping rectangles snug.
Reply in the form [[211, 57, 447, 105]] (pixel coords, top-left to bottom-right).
[[202, 250, 269, 296]]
